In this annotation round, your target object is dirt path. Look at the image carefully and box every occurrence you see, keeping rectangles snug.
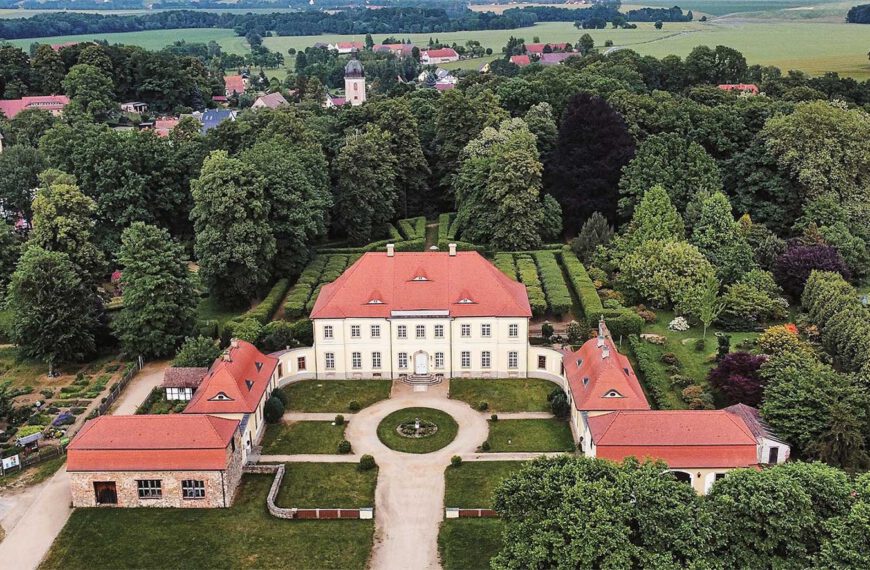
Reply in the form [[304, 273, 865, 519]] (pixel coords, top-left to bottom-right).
[[344, 381, 489, 570], [110, 360, 169, 415]]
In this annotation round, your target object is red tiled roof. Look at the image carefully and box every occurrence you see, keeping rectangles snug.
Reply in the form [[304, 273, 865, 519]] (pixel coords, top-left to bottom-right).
[[254, 92, 289, 109], [162, 367, 208, 389], [224, 75, 246, 95], [424, 48, 458, 59], [564, 321, 649, 411], [510, 55, 531, 67], [337, 41, 365, 49], [435, 83, 455, 91], [525, 43, 569, 54], [154, 118, 179, 137], [0, 96, 69, 119], [540, 52, 573, 66], [67, 415, 238, 471], [718, 83, 759, 93], [183, 340, 277, 415], [587, 410, 759, 468], [310, 251, 532, 319], [51, 41, 79, 52]]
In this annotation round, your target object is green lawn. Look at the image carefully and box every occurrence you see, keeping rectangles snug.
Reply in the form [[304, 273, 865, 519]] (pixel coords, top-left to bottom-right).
[[282, 380, 392, 412], [377, 407, 459, 453], [449, 378, 556, 413], [444, 461, 525, 508], [261, 421, 347, 455], [485, 419, 575, 453], [274, 463, 377, 508], [0, 345, 47, 388], [40, 475, 374, 570], [0, 456, 65, 491], [438, 519, 505, 570], [6, 27, 249, 53]]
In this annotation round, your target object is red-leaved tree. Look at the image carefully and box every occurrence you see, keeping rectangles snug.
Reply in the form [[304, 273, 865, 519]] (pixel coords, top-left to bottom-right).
[[707, 351, 768, 406]]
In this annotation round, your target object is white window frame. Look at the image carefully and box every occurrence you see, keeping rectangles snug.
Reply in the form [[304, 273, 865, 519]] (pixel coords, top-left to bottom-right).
[[325, 352, 335, 370], [350, 325, 360, 338], [416, 324, 425, 339], [509, 323, 519, 338], [434, 324, 444, 339], [351, 351, 362, 369], [372, 352, 381, 369], [397, 325, 407, 339], [508, 351, 518, 369], [323, 325, 333, 339], [398, 352, 408, 369], [481, 324, 491, 338], [371, 324, 381, 338], [435, 352, 444, 368], [460, 324, 471, 338], [481, 351, 491, 368], [461, 351, 471, 368]]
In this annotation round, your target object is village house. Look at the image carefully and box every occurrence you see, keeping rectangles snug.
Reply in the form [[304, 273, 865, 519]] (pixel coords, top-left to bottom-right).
[[524, 42, 571, 55], [329, 41, 365, 54], [153, 117, 180, 137], [0, 95, 69, 119], [718, 83, 759, 94], [252, 91, 290, 110], [373, 43, 416, 57], [540, 52, 574, 66], [161, 367, 208, 401], [509, 55, 531, 67], [224, 74, 247, 97], [421, 47, 459, 65], [120, 101, 148, 114], [67, 415, 243, 508]]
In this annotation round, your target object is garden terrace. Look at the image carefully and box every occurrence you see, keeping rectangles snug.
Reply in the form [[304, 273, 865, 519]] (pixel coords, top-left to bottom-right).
[[449, 378, 556, 413], [273, 463, 377, 508], [261, 421, 348, 455], [280, 380, 392, 412], [41, 474, 375, 569]]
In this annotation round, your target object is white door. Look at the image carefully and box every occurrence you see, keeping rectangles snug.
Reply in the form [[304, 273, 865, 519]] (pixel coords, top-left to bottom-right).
[[414, 352, 428, 375]]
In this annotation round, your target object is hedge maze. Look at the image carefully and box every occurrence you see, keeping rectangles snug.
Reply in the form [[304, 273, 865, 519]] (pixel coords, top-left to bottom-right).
[[283, 254, 358, 319], [493, 251, 571, 318]]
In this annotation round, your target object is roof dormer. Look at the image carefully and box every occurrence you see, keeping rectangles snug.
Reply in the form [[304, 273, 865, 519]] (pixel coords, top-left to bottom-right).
[[208, 391, 233, 401], [603, 389, 623, 398]]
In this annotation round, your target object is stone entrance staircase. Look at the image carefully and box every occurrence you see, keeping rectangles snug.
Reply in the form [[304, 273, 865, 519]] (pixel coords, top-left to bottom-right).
[[401, 373, 443, 386]]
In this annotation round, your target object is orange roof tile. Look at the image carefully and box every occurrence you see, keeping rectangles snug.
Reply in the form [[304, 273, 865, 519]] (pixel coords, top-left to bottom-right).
[[310, 251, 531, 319], [224, 75, 246, 95], [183, 340, 277, 414], [587, 410, 759, 468], [564, 321, 649, 411], [510, 55, 531, 67], [67, 415, 238, 471], [525, 43, 569, 54], [0, 95, 69, 119]]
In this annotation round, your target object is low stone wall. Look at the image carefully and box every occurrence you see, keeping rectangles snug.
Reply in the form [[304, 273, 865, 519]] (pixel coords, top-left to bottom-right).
[[245, 464, 373, 520], [445, 507, 498, 519]]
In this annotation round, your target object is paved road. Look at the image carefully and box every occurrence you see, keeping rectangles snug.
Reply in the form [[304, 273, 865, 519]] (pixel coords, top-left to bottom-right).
[[344, 381, 490, 570], [0, 360, 170, 569]]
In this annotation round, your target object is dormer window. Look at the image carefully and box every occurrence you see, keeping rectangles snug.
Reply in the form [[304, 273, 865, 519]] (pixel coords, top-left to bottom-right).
[[603, 390, 623, 398], [457, 298, 474, 304], [245, 380, 254, 391], [209, 391, 233, 401], [367, 298, 384, 304], [255, 361, 263, 372], [412, 275, 429, 281], [582, 377, 589, 387], [576, 358, 583, 367]]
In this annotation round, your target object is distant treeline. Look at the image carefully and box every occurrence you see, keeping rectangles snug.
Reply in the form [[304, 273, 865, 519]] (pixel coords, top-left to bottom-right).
[[504, 4, 693, 24], [0, 8, 536, 40], [846, 4, 870, 22], [11, 0, 466, 9]]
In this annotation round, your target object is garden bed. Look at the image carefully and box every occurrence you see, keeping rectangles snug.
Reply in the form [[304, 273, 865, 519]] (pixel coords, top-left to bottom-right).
[[274, 463, 377, 509], [41, 474, 375, 570], [261, 421, 347, 455], [484, 419, 574, 453], [376, 408, 458, 453], [449, 378, 556, 413], [280, 380, 391, 412]]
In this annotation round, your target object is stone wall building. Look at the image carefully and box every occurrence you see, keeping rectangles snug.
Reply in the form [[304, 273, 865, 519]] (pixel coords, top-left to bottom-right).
[[67, 415, 243, 508]]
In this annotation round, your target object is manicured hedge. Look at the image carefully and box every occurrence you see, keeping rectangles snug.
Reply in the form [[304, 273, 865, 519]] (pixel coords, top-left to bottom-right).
[[447, 215, 460, 240], [388, 223, 403, 241], [283, 254, 356, 319], [438, 213, 453, 243], [628, 335, 683, 410], [515, 254, 547, 317], [242, 279, 291, 324], [533, 251, 572, 316], [493, 253, 516, 279], [598, 309, 644, 337], [393, 238, 426, 252], [397, 216, 426, 240]]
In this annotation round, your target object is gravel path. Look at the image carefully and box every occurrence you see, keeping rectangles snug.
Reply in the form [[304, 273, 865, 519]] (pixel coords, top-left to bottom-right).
[[344, 382, 489, 570]]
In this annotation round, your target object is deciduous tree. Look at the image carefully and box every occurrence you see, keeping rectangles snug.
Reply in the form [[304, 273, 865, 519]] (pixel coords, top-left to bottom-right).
[[0, 145, 44, 223], [690, 192, 755, 283]]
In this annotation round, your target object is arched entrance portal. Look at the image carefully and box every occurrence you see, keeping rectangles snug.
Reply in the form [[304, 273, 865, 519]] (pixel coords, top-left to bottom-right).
[[414, 351, 429, 375]]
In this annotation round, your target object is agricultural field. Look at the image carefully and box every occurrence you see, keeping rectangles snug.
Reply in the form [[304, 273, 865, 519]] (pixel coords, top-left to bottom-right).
[[4, 27, 248, 53]]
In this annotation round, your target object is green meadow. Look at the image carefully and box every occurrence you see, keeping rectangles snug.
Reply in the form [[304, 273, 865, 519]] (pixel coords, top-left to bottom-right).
[[4, 27, 248, 53]]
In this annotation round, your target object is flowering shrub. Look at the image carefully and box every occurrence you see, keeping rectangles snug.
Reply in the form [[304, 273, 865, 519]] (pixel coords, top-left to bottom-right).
[[668, 316, 690, 331]]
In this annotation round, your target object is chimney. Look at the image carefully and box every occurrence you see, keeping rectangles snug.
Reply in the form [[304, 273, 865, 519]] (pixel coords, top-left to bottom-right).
[[448, 243, 457, 256], [386, 243, 395, 257], [222, 352, 232, 362], [602, 346, 610, 359], [230, 338, 239, 349]]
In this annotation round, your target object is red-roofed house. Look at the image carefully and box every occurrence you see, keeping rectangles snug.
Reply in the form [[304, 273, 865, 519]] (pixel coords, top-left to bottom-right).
[[525, 43, 570, 55], [67, 415, 243, 508], [329, 41, 365, 54], [308, 246, 531, 380], [154, 117, 180, 137], [421, 48, 459, 65], [252, 91, 289, 110], [540, 52, 574, 66], [183, 340, 280, 455], [0, 95, 69, 119], [374, 43, 416, 57], [718, 83, 759, 94], [509, 55, 531, 67], [224, 74, 247, 97]]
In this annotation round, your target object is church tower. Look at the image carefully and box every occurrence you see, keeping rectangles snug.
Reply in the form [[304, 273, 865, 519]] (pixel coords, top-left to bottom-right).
[[344, 58, 366, 106]]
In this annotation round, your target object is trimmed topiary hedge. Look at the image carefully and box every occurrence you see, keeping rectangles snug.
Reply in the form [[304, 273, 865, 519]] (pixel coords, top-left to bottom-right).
[[238, 279, 291, 325], [438, 213, 453, 244], [493, 253, 516, 279], [388, 223, 403, 241], [515, 254, 547, 317], [628, 335, 683, 410], [533, 251, 572, 316]]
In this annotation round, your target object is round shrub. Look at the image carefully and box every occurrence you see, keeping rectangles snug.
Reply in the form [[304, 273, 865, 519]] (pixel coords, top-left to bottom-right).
[[338, 439, 352, 454], [334, 414, 345, 426], [358, 454, 376, 471], [477, 401, 489, 412], [541, 321, 554, 339], [480, 440, 491, 451], [660, 352, 679, 366], [348, 400, 361, 412], [669, 374, 694, 388], [694, 338, 706, 352], [548, 389, 570, 419], [271, 388, 288, 407], [451, 455, 462, 467], [263, 396, 285, 424], [490, 414, 499, 422]]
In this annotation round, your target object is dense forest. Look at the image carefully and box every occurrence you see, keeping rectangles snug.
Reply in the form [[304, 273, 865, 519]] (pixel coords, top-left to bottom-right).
[[846, 3, 870, 22]]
